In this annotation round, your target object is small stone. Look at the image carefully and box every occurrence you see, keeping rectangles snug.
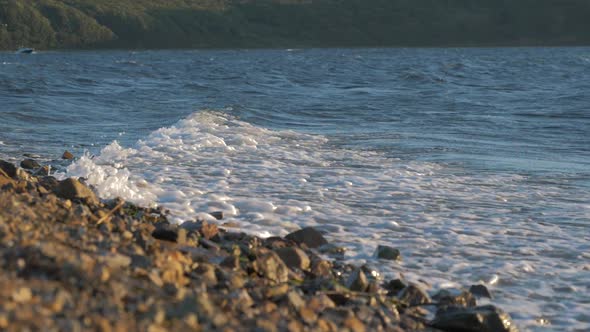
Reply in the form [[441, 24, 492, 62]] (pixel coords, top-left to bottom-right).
[[469, 284, 492, 299], [299, 307, 317, 325], [275, 247, 310, 271], [287, 290, 305, 310], [398, 284, 431, 306], [152, 223, 179, 242], [343, 316, 366, 332], [374, 245, 401, 261], [384, 278, 406, 295], [199, 220, 219, 240], [312, 259, 333, 278], [255, 250, 289, 283], [34, 165, 51, 176], [12, 287, 32, 303], [54, 178, 98, 205], [0, 160, 17, 177], [209, 211, 223, 220], [265, 284, 290, 299], [122, 231, 134, 240], [62, 150, 74, 159], [195, 263, 218, 286], [20, 159, 40, 169], [431, 305, 519, 332], [285, 227, 328, 248], [346, 268, 369, 292], [434, 289, 476, 307]]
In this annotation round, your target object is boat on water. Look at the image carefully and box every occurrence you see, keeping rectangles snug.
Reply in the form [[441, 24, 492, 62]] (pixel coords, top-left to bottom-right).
[[16, 47, 35, 54]]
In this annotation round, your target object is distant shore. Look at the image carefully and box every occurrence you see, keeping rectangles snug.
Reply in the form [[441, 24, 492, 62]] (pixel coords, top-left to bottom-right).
[[0, 155, 519, 331], [1, 0, 589, 51]]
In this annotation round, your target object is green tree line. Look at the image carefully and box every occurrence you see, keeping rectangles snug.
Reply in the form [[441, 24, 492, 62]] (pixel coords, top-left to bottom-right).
[[1, 0, 589, 50]]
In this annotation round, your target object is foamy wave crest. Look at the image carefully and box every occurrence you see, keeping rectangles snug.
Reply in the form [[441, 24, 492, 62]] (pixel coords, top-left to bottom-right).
[[60, 142, 159, 207]]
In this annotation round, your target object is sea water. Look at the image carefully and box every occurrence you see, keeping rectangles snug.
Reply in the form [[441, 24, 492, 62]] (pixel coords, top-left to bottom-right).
[[1, 48, 589, 331]]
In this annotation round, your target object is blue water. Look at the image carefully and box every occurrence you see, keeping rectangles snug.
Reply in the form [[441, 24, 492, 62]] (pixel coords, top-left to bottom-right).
[[1, 48, 590, 331]]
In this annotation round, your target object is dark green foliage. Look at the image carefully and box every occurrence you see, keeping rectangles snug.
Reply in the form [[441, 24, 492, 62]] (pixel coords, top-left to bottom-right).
[[0, 0, 589, 50]]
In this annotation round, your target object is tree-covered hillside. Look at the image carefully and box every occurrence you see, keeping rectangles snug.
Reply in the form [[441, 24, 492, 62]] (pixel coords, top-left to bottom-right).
[[1, 0, 589, 50]]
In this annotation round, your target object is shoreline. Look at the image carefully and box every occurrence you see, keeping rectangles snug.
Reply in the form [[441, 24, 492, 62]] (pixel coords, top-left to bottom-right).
[[0, 157, 518, 331]]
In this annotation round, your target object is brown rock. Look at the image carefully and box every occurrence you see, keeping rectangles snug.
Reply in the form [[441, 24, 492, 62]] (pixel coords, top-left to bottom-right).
[[275, 247, 310, 271], [255, 250, 289, 283], [285, 227, 328, 248], [346, 268, 369, 292], [343, 316, 366, 332], [54, 178, 98, 205], [199, 220, 219, 240], [62, 150, 74, 159]]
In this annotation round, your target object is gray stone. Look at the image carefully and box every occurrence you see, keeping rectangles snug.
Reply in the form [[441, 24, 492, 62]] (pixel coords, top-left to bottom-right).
[[398, 284, 431, 306], [285, 227, 328, 248], [346, 268, 369, 292], [152, 223, 180, 242], [54, 178, 98, 205], [20, 159, 40, 170], [433, 289, 476, 307], [374, 245, 401, 261], [431, 305, 519, 332], [469, 284, 492, 299], [274, 247, 310, 271], [0, 160, 17, 178]]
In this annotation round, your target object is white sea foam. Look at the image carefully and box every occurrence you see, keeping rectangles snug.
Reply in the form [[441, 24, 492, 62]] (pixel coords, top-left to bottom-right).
[[63, 110, 590, 331]]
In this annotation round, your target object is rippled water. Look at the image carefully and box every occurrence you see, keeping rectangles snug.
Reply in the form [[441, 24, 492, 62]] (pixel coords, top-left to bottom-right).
[[1, 48, 589, 331]]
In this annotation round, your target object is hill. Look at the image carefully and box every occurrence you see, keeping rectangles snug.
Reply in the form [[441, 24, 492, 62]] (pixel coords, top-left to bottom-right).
[[1, 0, 590, 50]]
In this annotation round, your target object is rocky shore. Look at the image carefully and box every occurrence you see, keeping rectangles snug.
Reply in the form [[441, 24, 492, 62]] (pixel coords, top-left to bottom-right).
[[0, 157, 518, 332]]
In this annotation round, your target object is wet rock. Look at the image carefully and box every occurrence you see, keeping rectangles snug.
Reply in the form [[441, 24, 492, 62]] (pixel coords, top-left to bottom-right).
[[199, 220, 219, 240], [433, 289, 476, 308], [0, 171, 14, 187], [344, 316, 366, 332], [431, 305, 519, 332], [0, 160, 17, 177], [275, 247, 310, 271], [285, 227, 328, 248], [347, 268, 369, 292], [54, 178, 98, 205], [255, 250, 289, 283], [20, 159, 40, 170], [152, 223, 179, 242], [62, 150, 74, 160], [39, 176, 59, 191], [384, 279, 406, 295], [469, 284, 492, 299], [209, 211, 223, 220], [34, 165, 51, 176], [374, 245, 401, 261], [398, 285, 431, 306], [311, 259, 333, 278]]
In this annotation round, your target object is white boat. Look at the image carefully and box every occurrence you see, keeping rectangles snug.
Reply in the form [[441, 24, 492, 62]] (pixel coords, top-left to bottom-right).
[[16, 47, 35, 54]]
